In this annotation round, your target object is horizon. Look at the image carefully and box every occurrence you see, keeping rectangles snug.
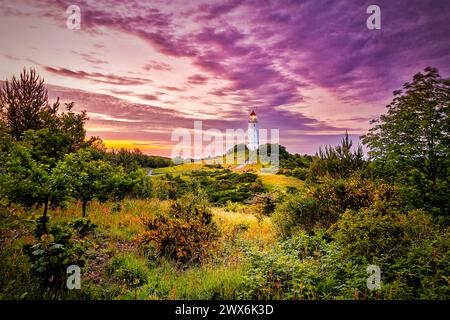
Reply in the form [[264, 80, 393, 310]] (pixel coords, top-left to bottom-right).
[[1, 0, 449, 157]]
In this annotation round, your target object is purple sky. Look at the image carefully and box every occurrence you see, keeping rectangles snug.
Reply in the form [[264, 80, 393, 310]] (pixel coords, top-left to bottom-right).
[[0, 0, 449, 156]]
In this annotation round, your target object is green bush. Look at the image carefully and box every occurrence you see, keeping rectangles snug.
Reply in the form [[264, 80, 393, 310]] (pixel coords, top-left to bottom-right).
[[139, 193, 220, 264], [107, 253, 149, 288], [23, 219, 91, 297], [239, 232, 329, 299], [273, 177, 402, 237], [68, 218, 97, 237], [273, 194, 332, 237], [330, 208, 450, 299], [250, 192, 280, 216]]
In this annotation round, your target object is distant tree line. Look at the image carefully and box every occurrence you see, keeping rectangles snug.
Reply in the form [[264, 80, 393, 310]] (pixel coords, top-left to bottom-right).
[[105, 148, 172, 173]]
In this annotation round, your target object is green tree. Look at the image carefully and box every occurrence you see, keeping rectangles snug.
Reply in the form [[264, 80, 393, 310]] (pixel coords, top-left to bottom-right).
[[0, 69, 57, 140], [362, 67, 450, 215], [0, 144, 67, 233], [310, 132, 365, 179], [54, 149, 135, 217], [0, 69, 92, 231]]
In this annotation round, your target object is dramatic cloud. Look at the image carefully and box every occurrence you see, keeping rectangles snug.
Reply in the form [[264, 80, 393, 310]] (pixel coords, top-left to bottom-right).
[[187, 74, 209, 85], [44, 66, 153, 86], [0, 0, 449, 155]]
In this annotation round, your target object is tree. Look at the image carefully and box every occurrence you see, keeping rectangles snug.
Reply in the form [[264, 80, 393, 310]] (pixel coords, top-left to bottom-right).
[[54, 149, 137, 217], [0, 144, 67, 233], [0, 122, 13, 165], [0, 69, 92, 231], [310, 132, 365, 179], [0, 69, 56, 140], [362, 67, 450, 215], [23, 102, 88, 168], [53, 149, 111, 217]]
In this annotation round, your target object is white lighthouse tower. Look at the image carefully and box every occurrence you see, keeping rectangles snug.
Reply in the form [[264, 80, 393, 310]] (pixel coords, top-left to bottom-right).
[[247, 110, 259, 151]]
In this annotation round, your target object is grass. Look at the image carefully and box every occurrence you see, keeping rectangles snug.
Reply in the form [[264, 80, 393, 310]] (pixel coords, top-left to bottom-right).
[[121, 263, 247, 300], [50, 199, 169, 241], [259, 173, 304, 191], [152, 163, 208, 175], [213, 208, 275, 248], [0, 196, 277, 300]]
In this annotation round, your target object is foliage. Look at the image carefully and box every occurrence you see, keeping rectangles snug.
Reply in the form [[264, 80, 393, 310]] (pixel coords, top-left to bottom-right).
[[273, 193, 330, 237], [0, 74, 89, 231], [331, 208, 450, 299], [0, 68, 53, 140], [104, 147, 172, 173], [139, 193, 220, 264], [148, 170, 265, 205], [0, 143, 67, 232], [107, 253, 149, 288], [68, 218, 98, 237], [362, 67, 450, 216], [23, 219, 92, 297], [273, 176, 403, 237], [241, 211, 449, 300], [249, 192, 280, 216], [239, 232, 328, 299], [53, 149, 139, 217], [309, 132, 366, 179]]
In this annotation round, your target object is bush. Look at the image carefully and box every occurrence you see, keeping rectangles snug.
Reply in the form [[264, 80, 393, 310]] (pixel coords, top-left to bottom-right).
[[273, 194, 333, 237], [332, 209, 432, 261], [139, 193, 220, 264], [312, 177, 401, 214], [68, 218, 97, 237], [291, 167, 308, 180], [239, 232, 329, 299], [331, 208, 450, 299], [273, 177, 402, 237], [107, 253, 149, 288], [23, 219, 92, 297], [249, 192, 280, 216]]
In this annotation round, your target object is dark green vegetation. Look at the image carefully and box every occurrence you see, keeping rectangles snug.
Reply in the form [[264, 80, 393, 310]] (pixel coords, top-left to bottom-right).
[[0, 68, 449, 300], [150, 170, 265, 204]]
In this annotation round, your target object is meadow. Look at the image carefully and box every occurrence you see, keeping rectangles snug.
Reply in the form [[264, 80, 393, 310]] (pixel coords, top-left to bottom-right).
[[0, 178, 278, 300], [1, 67, 449, 300]]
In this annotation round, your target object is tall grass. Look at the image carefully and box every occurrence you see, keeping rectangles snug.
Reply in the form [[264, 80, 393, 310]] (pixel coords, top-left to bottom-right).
[[50, 199, 169, 241], [120, 263, 247, 300]]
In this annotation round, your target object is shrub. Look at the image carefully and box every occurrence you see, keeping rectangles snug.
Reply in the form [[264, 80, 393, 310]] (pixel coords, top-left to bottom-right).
[[273, 177, 402, 237], [139, 193, 220, 264], [273, 193, 333, 237], [249, 192, 279, 216], [332, 208, 433, 261], [107, 253, 149, 288], [68, 218, 97, 237], [239, 232, 329, 299], [312, 177, 401, 214], [23, 219, 91, 297], [291, 167, 308, 180], [224, 200, 242, 212], [330, 208, 450, 299]]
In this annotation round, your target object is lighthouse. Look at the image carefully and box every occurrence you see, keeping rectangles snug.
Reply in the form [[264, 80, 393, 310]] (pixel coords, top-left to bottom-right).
[[247, 110, 259, 151]]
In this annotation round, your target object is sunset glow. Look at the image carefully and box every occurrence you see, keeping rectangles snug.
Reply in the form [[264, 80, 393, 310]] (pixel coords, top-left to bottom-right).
[[1, 0, 449, 156]]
